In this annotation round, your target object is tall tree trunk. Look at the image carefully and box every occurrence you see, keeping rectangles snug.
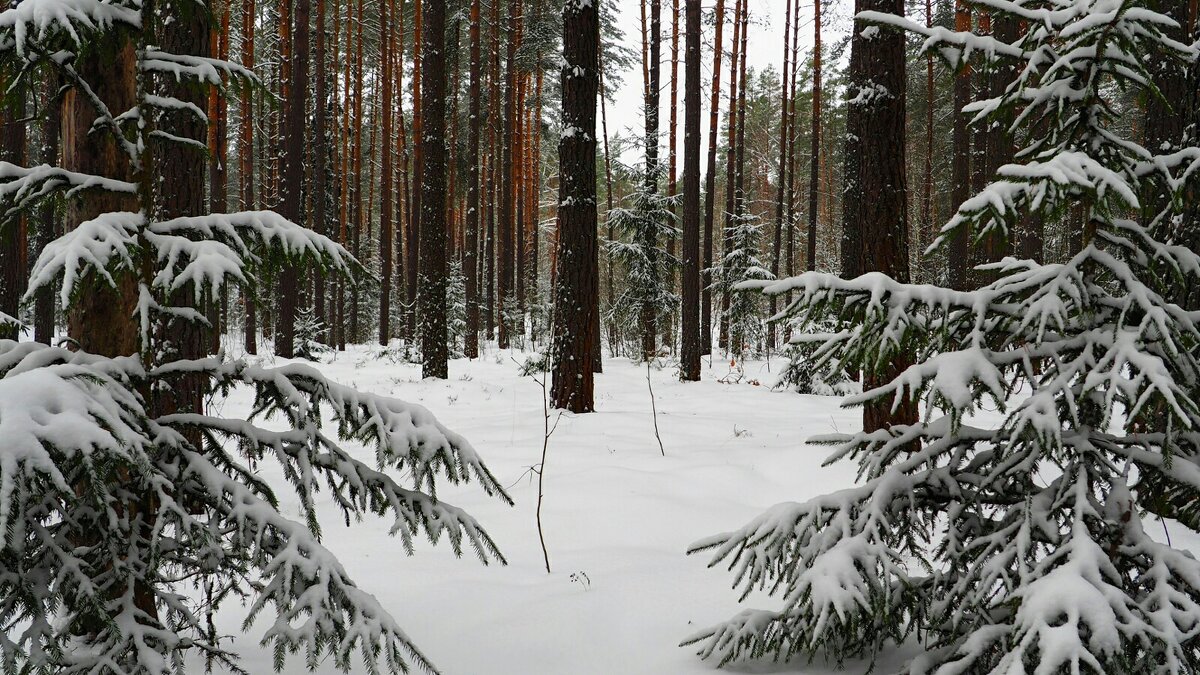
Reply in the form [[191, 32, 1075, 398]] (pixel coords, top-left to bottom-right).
[[768, 0, 793, 351], [599, 22, 616, 359], [783, 0, 801, 313], [0, 45, 26, 341], [663, 0, 679, 350], [208, 2, 231, 353], [701, 0, 726, 356], [948, 0, 972, 290], [378, 0, 394, 346], [920, 0, 934, 275], [550, 0, 599, 413], [465, 0, 483, 358], [719, 0, 743, 351], [241, 0, 258, 354], [407, 0, 423, 342], [679, 0, 703, 381], [840, 0, 917, 436], [276, 0, 309, 357], [34, 78, 61, 344], [728, 0, 749, 353], [313, 0, 328, 326], [63, 33, 139, 357], [420, 0, 449, 378], [806, 0, 822, 272], [499, 0, 519, 348], [640, 0, 662, 361]]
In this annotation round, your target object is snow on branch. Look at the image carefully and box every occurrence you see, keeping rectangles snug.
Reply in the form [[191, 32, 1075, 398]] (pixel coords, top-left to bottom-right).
[[0, 161, 137, 220], [141, 49, 258, 87], [0, 0, 139, 55]]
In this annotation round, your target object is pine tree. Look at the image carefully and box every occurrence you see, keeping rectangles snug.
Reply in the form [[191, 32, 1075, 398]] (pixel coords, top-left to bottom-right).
[[0, 4, 510, 673], [688, 1, 1200, 672]]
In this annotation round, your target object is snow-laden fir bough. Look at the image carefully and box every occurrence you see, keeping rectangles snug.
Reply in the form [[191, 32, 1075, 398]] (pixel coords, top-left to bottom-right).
[[0, 1, 511, 673], [686, 0, 1200, 672]]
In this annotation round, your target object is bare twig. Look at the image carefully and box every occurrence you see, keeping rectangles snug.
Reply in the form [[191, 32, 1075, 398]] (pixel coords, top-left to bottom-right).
[[515, 356, 562, 574], [646, 361, 665, 456]]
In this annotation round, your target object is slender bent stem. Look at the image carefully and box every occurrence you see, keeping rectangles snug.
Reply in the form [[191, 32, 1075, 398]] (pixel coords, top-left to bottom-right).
[[647, 361, 665, 456]]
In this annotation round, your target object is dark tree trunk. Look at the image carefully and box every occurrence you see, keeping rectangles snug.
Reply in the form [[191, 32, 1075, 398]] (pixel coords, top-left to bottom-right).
[[640, 0, 662, 360], [407, 0, 423, 342], [499, 0, 519, 349], [550, 0, 599, 413], [241, 0, 258, 354], [314, 0, 328, 332], [34, 78, 61, 344], [465, 0, 483, 358], [701, 0, 726, 356], [840, 0, 917, 436], [805, 0, 821, 272], [419, 0, 449, 379], [768, 0, 793, 351], [679, 0, 703, 381], [719, 0, 744, 351], [276, 0, 309, 357], [664, 0, 679, 351], [379, 0, 394, 346], [63, 34, 139, 358], [948, 0, 971, 290], [0, 51, 26, 341]]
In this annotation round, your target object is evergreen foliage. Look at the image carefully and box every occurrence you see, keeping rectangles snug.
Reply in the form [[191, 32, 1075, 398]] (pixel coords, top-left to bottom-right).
[[0, 3, 510, 673], [607, 167, 678, 359], [711, 212, 774, 358], [688, 1, 1200, 672]]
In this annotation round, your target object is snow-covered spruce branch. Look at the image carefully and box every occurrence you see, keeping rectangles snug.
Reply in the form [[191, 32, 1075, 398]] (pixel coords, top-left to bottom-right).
[[0, 162, 137, 220], [25, 210, 360, 309], [0, 0, 140, 56], [0, 338, 511, 674]]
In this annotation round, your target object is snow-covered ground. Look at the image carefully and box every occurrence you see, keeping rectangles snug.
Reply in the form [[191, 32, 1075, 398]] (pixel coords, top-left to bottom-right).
[[196, 344, 895, 674], [180, 342, 1200, 675]]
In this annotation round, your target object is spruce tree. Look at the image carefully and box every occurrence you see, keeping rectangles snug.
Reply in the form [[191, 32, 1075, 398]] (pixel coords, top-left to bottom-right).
[[0, 3, 510, 673], [688, 1, 1200, 672]]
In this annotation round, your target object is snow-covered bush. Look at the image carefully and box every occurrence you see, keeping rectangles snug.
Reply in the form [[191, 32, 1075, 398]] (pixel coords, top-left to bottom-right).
[[710, 212, 774, 359], [294, 304, 331, 361], [0, 3, 510, 674], [774, 327, 858, 397], [447, 259, 468, 357], [688, 2, 1200, 673]]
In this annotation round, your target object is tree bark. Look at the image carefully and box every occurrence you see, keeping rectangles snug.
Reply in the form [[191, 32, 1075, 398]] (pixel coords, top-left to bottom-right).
[[313, 0, 328, 327], [465, 0, 483, 358], [63, 33, 139, 357], [701, 0, 726, 357], [640, 0, 662, 360], [806, 0, 822, 272], [499, 0, 519, 348], [276, 0, 309, 357], [679, 0, 703, 381], [0, 45, 26, 342], [419, 0, 449, 379], [550, 0, 599, 413], [768, 0, 793, 351], [840, 0, 917, 437], [948, 0, 972, 290], [34, 78, 61, 344], [719, 0, 743, 351], [240, 0, 258, 354], [379, 0, 394, 346]]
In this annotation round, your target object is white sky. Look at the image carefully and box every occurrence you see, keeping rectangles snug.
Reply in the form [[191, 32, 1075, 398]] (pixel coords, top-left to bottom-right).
[[606, 0, 856, 167]]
